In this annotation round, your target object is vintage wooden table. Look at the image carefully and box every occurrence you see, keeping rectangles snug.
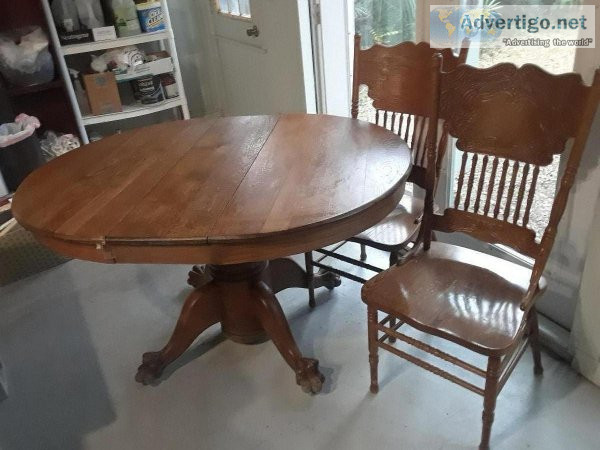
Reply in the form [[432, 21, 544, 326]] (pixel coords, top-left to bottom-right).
[[12, 114, 410, 394]]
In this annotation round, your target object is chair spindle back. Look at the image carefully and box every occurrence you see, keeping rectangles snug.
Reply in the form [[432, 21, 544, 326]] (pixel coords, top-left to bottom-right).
[[351, 36, 468, 189], [434, 63, 600, 310]]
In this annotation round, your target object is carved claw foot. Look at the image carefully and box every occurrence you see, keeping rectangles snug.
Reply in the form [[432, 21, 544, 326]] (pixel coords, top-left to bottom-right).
[[135, 351, 166, 385], [295, 357, 325, 394], [187, 265, 212, 288], [318, 269, 341, 290]]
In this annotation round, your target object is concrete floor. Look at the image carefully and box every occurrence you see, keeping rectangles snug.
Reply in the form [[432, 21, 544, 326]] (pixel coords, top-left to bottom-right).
[[0, 244, 599, 450]]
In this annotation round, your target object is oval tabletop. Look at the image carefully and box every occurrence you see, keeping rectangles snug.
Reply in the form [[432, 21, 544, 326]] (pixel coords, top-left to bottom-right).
[[13, 114, 411, 265]]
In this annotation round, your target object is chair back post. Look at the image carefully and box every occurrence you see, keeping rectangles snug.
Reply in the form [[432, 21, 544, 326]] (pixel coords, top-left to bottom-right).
[[430, 40, 468, 182], [422, 52, 442, 251], [457, 38, 470, 65], [351, 34, 361, 119], [521, 68, 600, 311]]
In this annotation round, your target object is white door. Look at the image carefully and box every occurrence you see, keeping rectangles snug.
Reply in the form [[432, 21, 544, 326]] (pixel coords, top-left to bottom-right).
[[208, 0, 315, 115]]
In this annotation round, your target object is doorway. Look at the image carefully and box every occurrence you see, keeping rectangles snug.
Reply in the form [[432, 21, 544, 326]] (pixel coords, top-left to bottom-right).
[[205, 0, 316, 116]]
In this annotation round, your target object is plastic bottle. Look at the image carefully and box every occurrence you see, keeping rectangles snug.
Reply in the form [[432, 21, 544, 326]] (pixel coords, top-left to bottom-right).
[[110, 0, 142, 37], [136, 2, 166, 32]]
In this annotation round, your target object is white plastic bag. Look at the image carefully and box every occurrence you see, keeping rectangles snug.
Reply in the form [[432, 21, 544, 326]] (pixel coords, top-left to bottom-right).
[[91, 46, 144, 73], [0, 114, 41, 148], [0, 27, 54, 86]]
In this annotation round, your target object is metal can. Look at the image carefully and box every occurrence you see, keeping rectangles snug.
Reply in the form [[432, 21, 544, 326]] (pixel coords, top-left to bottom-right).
[[132, 75, 164, 104]]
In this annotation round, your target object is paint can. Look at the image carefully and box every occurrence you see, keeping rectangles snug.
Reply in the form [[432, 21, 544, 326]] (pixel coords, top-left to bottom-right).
[[132, 75, 164, 104]]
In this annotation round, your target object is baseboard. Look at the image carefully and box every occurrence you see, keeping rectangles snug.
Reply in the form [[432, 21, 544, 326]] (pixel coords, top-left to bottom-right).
[[572, 349, 600, 386], [538, 313, 572, 362]]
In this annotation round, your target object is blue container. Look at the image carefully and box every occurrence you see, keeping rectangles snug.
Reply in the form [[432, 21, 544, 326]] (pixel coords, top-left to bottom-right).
[[136, 2, 166, 32]]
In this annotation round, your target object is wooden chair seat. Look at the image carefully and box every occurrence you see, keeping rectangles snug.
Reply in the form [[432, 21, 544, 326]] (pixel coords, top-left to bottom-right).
[[350, 193, 423, 250], [362, 242, 547, 356]]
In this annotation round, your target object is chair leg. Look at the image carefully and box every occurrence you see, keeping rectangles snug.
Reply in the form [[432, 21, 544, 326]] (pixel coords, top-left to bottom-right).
[[528, 307, 544, 375], [304, 252, 316, 309], [387, 316, 397, 343], [360, 243, 367, 261], [480, 356, 501, 450], [367, 306, 379, 393], [386, 251, 398, 343], [389, 250, 399, 266]]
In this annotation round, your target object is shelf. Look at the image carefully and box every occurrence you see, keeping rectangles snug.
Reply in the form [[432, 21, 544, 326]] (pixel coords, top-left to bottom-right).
[[81, 97, 183, 125], [62, 30, 169, 55], [115, 68, 173, 83], [115, 58, 175, 82], [6, 79, 63, 97]]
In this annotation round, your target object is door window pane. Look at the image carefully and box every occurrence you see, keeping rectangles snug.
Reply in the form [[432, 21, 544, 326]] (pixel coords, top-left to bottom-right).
[[216, 0, 251, 19], [227, 0, 240, 16], [239, 0, 251, 17]]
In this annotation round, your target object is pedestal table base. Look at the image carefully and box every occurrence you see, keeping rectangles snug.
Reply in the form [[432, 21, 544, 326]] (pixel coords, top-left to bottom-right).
[[135, 258, 340, 393]]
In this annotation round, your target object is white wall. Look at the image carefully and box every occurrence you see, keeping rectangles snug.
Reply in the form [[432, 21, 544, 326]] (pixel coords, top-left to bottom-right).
[[537, 4, 600, 329], [571, 195, 600, 386], [167, 0, 206, 117], [166, 0, 212, 117]]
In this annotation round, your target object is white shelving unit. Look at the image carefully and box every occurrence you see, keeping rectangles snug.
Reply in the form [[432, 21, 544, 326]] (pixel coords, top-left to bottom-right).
[[82, 97, 185, 125], [40, 0, 190, 144], [61, 30, 170, 55]]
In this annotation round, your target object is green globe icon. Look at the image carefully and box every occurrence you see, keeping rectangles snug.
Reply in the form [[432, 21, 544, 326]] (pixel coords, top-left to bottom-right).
[[430, 6, 463, 47], [430, 6, 504, 47]]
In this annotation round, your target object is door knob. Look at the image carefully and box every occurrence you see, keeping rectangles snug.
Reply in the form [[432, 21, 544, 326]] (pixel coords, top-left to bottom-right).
[[246, 25, 259, 37]]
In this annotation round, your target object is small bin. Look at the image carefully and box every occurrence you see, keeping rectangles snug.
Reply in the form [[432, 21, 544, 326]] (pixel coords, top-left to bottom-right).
[[0, 124, 44, 193]]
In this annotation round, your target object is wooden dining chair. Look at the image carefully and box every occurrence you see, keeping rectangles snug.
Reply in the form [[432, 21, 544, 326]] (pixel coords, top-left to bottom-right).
[[304, 36, 468, 307], [361, 63, 600, 449]]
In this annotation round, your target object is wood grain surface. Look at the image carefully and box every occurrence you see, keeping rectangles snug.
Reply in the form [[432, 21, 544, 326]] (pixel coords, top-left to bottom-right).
[[13, 114, 411, 264]]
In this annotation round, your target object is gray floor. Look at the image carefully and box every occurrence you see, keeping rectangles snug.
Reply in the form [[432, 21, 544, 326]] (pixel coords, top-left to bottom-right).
[[0, 244, 599, 450]]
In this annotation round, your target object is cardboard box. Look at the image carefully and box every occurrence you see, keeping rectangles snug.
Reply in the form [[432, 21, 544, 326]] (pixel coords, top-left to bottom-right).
[[82, 72, 122, 116]]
